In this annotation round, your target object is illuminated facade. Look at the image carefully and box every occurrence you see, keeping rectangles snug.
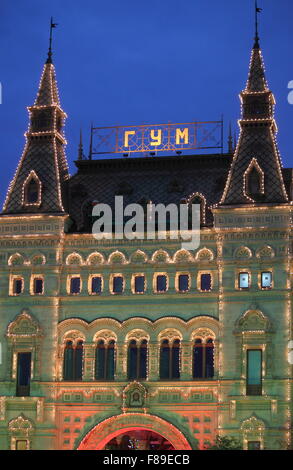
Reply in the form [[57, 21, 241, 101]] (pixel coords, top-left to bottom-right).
[[0, 31, 292, 451]]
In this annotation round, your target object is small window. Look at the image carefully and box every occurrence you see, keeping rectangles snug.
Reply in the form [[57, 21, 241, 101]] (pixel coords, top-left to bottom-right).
[[178, 274, 189, 292], [33, 277, 43, 295], [200, 273, 212, 291], [156, 274, 167, 293], [239, 272, 249, 289], [16, 440, 28, 450], [26, 179, 39, 204], [112, 275, 124, 294], [134, 275, 145, 294], [261, 272, 272, 289], [91, 276, 102, 295], [13, 278, 23, 295], [70, 277, 81, 294], [247, 441, 261, 450]]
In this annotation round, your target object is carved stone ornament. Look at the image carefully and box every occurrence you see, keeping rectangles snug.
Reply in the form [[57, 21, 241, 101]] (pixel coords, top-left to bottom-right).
[[123, 382, 147, 409], [7, 310, 42, 338]]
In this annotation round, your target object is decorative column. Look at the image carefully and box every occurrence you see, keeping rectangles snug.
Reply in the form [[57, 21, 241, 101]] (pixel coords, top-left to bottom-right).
[[83, 343, 95, 381], [148, 342, 159, 381], [115, 341, 127, 381], [181, 341, 192, 380]]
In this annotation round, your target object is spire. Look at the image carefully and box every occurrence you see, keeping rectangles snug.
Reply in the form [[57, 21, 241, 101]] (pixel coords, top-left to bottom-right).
[[2, 39, 69, 215], [228, 122, 233, 154], [254, 1, 262, 49], [220, 26, 288, 205], [78, 130, 84, 160], [88, 124, 93, 160], [46, 18, 57, 64]]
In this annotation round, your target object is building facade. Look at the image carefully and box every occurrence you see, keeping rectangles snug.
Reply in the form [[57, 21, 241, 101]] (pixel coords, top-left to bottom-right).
[[0, 31, 292, 450]]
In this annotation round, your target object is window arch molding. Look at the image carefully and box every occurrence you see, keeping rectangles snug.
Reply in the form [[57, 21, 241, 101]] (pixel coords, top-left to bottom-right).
[[9, 414, 34, 450], [62, 332, 85, 382], [243, 158, 265, 202], [186, 191, 207, 226], [65, 252, 84, 266], [6, 310, 43, 382], [22, 170, 42, 207]]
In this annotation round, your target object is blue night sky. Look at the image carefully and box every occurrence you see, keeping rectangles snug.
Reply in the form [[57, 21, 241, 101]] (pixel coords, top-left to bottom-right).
[[0, 0, 292, 206]]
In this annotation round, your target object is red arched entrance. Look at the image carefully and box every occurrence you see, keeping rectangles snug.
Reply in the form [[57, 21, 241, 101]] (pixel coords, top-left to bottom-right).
[[77, 413, 192, 450]]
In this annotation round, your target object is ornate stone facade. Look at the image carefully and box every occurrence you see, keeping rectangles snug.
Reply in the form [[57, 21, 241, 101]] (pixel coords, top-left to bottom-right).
[[0, 30, 292, 451]]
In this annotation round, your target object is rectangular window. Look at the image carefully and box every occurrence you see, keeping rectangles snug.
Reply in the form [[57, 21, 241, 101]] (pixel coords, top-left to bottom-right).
[[200, 273, 212, 291], [239, 272, 249, 289], [134, 275, 145, 294], [178, 274, 189, 292], [91, 276, 102, 295], [246, 349, 262, 396], [33, 277, 43, 295], [112, 276, 123, 294], [261, 271, 272, 289], [16, 352, 31, 397], [247, 441, 261, 450], [70, 277, 81, 294], [156, 275, 167, 293], [13, 278, 23, 295], [16, 440, 28, 450]]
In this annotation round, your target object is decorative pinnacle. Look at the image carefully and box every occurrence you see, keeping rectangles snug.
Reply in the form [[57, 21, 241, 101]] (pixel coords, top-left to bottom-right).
[[46, 17, 58, 64], [228, 122, 233, 154], [78, 130, 84, 160], [88, 123, 93, 160], [254, 1, 262, 49]]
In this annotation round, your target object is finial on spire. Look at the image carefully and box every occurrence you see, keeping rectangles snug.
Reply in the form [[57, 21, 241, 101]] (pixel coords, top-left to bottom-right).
[[88, 124, 93, 160], [78, 130, 84, 160], [254, 1, 262, 49], [46, 17, 58, 64], [228, 123, 234, 154]]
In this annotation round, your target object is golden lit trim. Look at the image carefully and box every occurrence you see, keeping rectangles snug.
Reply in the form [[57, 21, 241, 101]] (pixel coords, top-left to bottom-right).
[[243, 158, 265, 202]]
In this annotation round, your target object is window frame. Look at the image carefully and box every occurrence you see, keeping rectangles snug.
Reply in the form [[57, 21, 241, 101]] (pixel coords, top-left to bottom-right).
[[88, 274, 103, 295], [246, 348, 263, 396], [197, 271, 213, 292], [131, 273, 146, 294], [259, 270, 273, 290], [238, 271, 251, 290], [30, 275, 44, 295], [175, 272, 191, 293], [67, 275, 82, 295], [110, 274, 125, 295], [10, 275, 24, 296], [153, 272, 169, 294]]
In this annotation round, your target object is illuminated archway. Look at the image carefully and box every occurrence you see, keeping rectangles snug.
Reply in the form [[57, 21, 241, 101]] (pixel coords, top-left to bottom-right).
[[77, 413, 192, 450]]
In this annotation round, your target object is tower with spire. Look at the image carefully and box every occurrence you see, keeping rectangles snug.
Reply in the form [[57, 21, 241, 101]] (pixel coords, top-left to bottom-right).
[[2, 20, 69, 215], [219, 8, 288, 205]]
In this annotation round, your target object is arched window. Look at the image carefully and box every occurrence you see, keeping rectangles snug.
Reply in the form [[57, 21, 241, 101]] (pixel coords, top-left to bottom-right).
[[127, 339, 147, 380], [63, 340, 83, 381], [160, 339, 180, 380], [188, 193, 206, 227], [193, 338, 214, 379], [95, 339, 115, 380], [23, 172, 41, 206], [248, 167, 261, 196], [244, 159, 264, 201]]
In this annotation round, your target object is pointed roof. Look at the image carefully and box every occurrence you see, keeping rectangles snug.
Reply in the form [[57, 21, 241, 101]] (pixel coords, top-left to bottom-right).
[[219, 36, 288, 206], [2, 55, 69, 215], [245, 39, 268, 93], [34, 62, 60, 106]]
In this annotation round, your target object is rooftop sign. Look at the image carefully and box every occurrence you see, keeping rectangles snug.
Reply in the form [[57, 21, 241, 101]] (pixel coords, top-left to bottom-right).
[[90, 121, 223, 155]]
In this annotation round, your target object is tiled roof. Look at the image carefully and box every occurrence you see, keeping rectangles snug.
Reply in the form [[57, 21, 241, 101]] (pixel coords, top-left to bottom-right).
[[67, 154, 232, 231]]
